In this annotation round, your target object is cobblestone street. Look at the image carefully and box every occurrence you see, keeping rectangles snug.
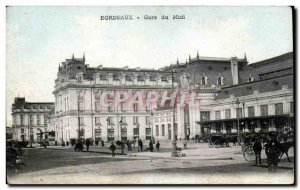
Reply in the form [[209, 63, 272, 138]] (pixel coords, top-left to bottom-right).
[[7, 142, 294, 184]]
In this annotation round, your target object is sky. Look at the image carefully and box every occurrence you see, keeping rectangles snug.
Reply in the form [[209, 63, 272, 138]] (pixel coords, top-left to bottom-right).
[[6, 6, 293, 125]]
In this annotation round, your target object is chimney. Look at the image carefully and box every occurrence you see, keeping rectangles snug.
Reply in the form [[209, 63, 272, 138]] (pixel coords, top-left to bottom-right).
[[230, 57, 239, 85]]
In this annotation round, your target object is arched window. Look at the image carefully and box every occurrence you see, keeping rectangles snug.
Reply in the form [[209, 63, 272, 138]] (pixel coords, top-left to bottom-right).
[[200, 73, 208, 85], [217, 73, 224, 85], [161, 124, 165, 136]]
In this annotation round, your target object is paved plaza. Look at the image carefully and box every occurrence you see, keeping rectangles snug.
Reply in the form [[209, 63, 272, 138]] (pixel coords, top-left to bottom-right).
[[7, 141, 294, 184]]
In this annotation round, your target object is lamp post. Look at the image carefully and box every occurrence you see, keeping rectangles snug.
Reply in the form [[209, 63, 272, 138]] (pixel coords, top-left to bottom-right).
[[171, 69, 178, 157], [236, 98, 241, 145]]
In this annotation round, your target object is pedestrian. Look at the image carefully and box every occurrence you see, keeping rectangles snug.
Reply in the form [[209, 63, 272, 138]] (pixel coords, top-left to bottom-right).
[[149, 140, 154, 152], [183, 141, 187, 149], [265, 136, 281, 172], [86, 139, 90, 151], [109, 142, 116, 157], [253, 138, 262, 165], [127, 140, 132, 151], [156, 141, 160, 152], [138, 139, 143, 152], [66, 141, 69, 146], [121, 141, 125, 154], [101, 140, 105, 148]]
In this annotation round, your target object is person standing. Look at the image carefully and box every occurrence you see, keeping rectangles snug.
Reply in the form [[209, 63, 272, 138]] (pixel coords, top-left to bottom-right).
[[156, 141, 160, 152], [127, 140, 132, 151], [149, 140, 154, 152], [265, 136, 281, 172], [109, 142, 116, 157], [138, 139, 143, 152], [253, 138, 262, 165], [101, 140, 105, 148], [85, 139, 90, 151]]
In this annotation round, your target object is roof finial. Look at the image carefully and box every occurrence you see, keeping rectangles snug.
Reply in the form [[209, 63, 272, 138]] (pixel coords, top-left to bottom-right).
[[197, 50, 199, 59], [83, 53, 85, 62], [176, 58, 179, 65], [189, 54, 191, 62], [72, 53, 74, 60], [244, 52, 247, 60]]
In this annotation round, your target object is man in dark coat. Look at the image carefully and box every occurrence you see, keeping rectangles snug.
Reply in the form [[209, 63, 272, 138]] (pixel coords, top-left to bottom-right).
[[109, 142, 116, 157], [253, 138, 262, 165], [101, 140, 105, 147], [138, 139, 143, 152], [149, 140, 154, 152], [85, 139, 90, 151], [156, 141, 160, 152], [265, 136, 281, 172]]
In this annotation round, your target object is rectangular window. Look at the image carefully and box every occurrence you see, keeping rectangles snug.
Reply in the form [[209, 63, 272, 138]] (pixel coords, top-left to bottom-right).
[[261, 105, 268, 116], [121, 102, 125, 112], [248, 106, 255, 117], [20, 115, 24, 126], [95, 129, 101, 139], [290, 102, 294, 114], [156, 125, 159, 136], [184, 110, 190, 124], [79, 101, 84, 111], [107, 117, 113, 125], [225, 109, 231, 119], [133, 103, 138, 112], [79, 117, 84, 125], [30, 128, 33, 133], [161, 125, 165, 136], [133, 128, 139, 139], [21, 129, 24, 133], [107, 129, 114, 141], [95, 117, 101, 125], [121, 116, 126, 123], [215, 111, 221, 120], [133, 117, 139, 125], [146, 116, 151, 125], [37, 115, 41, 125], [275, 103, 283, 115], [236, 108, 242, 118], [30, 115, 34, 126], [108, 104, 113, 112], [200, 111, 210, 121], [146, 128, 151, 140], [95, 101, 100, 111]]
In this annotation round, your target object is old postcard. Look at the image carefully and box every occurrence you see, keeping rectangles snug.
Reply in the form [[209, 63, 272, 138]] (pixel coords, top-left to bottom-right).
[[6, 6, 294, 185]]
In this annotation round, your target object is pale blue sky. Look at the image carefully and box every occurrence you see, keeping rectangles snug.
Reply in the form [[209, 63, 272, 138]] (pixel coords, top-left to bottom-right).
[[6, 6, 293, 125]]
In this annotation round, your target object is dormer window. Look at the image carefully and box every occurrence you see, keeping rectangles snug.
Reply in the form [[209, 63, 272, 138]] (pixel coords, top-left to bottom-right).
[[200, 73, 208, 85], [217, 73, 224, 85], [248, 74, 254, 83]]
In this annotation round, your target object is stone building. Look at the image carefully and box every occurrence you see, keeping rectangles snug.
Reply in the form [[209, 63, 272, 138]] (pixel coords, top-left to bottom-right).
[[11, 97, 54, 142]]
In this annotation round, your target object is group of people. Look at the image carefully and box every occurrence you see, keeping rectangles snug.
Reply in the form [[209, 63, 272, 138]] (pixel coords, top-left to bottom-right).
[[252, 135, 285, 172], [108, 139, 161, 157]]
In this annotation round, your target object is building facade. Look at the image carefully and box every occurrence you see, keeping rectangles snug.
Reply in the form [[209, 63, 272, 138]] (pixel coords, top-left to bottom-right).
[[11, 97, 54, 142], [50, 51, 294, 143]]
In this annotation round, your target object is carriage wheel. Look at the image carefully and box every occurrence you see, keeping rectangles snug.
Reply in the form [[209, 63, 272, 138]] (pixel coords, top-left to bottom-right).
[[243, 147, 255, 162], [208, 141, 214, 148]]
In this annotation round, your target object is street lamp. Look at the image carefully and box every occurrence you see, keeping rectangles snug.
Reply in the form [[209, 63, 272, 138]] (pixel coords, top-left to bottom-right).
[[171, 69, 178, 157], [235, 98, 241, 145]]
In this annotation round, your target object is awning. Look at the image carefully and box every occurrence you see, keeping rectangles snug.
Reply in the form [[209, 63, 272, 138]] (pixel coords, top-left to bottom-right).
[[197, 114, 291, 125]]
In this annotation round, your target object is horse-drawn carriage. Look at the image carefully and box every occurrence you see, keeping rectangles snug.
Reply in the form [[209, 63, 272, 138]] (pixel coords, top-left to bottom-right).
[[242, 131, 294, 162], [207, 133, 238, 148]]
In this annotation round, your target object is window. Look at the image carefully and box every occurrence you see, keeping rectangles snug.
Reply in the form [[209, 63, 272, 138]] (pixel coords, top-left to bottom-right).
[[78, 76, 82, 82], [95, 101, 100, 111], [95, 117, 101, 125], [161, 124, 165, 136], [107, 117, 113, 125], [133, 117, 139, 125], [133, 128, 139, 139], [133, 103, 138, 112], [236, 108, 242, 118], [290, 102, 294, 114], [200, 111, 210, 121], [225, 109, 231, 119], [30, 115, 34, 126], [184, 109, 190, 124], [146, 116, 151, 125], [156, 125, 159, 136], [107, 129, 114, 141], [120, 117, 126, 123], [95, 129, 101, 139], [261, 105, 268, 116], [20, 115, 24, 126], [146, 128, 151, 140], [215, 111, 221, 120], [37, 115, 41, 125], [248, 107, 255, 117], [108, 104, 113, 112], [121, 102, 125, 112], [79, 117, 84, 126], [275, 103, 283, 115], [201, 77, 206, 85], [121, 127, 127, 141], [21, 129, 24, 133], [30, 128, 33, 133], [79, 101, 84, 111]]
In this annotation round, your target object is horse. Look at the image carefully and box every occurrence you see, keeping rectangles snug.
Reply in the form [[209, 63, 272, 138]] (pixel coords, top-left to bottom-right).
[[278, 140, 294, 162]]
